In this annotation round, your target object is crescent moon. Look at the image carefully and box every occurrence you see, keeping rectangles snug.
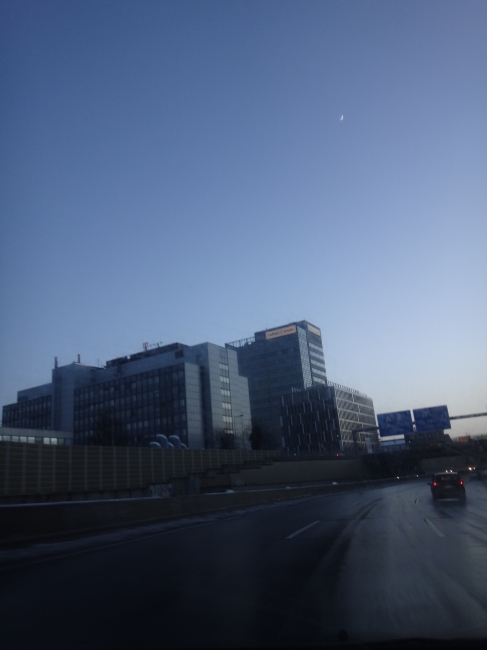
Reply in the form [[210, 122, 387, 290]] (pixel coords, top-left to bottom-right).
[[340, 115, 344, 121]]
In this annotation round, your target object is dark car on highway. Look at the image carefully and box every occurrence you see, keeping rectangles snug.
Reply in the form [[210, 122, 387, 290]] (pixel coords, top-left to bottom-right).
[[430, 472, 466, 501]]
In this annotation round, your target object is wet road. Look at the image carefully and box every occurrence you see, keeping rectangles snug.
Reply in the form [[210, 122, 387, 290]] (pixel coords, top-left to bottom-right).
[[1, 478, 487, 648]]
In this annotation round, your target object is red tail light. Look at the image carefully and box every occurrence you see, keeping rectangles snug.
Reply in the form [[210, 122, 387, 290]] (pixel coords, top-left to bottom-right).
[[433, 482, 437, 487], [460, 480, 463, 485]]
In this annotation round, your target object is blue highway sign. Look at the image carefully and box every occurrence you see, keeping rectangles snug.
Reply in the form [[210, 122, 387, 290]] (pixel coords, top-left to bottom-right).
[[413, 405, 451, 432], [377, 410, 414, 437]]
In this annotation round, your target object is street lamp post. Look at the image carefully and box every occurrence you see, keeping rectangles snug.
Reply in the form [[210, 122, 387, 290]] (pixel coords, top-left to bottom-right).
[[234, 414, 244, 449]]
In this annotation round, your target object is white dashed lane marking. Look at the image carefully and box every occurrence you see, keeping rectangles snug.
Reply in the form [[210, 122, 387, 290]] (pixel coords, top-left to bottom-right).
[[424, 518, 445, 537], [286, 521, 320, 539]]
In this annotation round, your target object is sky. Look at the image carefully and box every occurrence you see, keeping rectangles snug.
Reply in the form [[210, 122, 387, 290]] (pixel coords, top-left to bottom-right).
[[1, 0, 486, 437]]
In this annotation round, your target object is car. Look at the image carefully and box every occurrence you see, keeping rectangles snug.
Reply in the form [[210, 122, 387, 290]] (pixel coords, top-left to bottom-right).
[[429, 472, 466, 501]]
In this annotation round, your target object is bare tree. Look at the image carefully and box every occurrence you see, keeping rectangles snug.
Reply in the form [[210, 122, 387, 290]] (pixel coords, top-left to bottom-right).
[[249, 423, 264, 450], [91, 411, 127, 446], [249, 421, 276, 449], [214, 428, 236, 449]]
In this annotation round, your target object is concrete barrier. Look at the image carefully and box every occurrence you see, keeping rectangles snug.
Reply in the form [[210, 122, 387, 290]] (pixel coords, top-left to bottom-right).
[[230, 458, 361, 486], [420, 456, 467, 473], [0, 476, 408, 548]]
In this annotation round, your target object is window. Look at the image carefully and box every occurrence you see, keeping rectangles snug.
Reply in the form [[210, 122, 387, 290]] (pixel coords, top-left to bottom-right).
[[312, 368, 327, 377], [308, 342, 324, 353]]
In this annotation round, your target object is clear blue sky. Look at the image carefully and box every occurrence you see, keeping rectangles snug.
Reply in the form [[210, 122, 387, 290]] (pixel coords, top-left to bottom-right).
[[1, 1, 486, 436]]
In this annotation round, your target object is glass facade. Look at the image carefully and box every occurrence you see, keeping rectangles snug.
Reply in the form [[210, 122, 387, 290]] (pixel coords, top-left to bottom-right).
[[74, 364, 187, 446], [281, 386, 341, 454], [2, 395, 52, 430], [281, 382, 377, 454], [227, 320, 327, 447], [328, 382, 378, 453]]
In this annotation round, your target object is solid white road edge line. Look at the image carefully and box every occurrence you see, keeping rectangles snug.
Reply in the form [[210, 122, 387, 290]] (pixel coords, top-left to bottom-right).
[[286, 520, 320, 539], [424, 518, 445, 537]]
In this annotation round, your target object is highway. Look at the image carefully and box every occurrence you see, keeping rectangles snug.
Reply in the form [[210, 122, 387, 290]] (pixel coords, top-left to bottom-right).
[[1, 478, 487, 648]]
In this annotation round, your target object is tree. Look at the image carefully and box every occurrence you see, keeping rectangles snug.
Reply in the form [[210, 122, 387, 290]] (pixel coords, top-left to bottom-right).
[[249, 423, 264, 450], [91, 411, 127, 446], [249, 421, 278, 449], [241, 425, 252, 450], [214, 428, 236, 449]]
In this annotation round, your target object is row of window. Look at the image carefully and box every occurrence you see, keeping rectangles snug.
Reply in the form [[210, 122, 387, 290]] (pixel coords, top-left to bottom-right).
[[308, 342, 324, 353], [0, 435, 68, 445], [310, 360, 326, 373], [311, 367, 327, 378], [75, 383, 185, 405], [75, 368, 185, 400], [4, 402, 51, 413], [309, 349, 325, 362], [75, 425, 188, 441], [76, 396, 186, 413]]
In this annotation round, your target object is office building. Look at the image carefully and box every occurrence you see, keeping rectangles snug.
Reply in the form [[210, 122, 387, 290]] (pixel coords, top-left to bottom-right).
[[280, 381, 377, 455], [328, 381, 377, 453], [227, 320, 377, 453], [280, 385, 341, 454], [226, 320, 327, 446], [2, 342, 251, 449]]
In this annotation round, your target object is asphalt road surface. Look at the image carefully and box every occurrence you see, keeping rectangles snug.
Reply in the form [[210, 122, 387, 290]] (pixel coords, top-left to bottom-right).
[[1, 477, 487, 648]]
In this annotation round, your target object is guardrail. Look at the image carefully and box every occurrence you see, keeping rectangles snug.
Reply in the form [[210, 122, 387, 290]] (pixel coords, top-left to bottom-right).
[[0, 442, 280, 500]]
